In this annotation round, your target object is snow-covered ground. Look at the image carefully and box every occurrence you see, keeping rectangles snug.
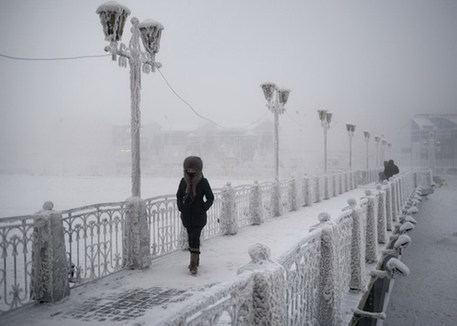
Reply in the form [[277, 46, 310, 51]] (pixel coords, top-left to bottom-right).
[[0, 174, 254, 218]]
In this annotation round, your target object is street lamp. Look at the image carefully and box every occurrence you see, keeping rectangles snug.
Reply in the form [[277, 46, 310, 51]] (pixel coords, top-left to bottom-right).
[[363, 131, 370, 170], [318, 110, 333, 175], [97, 2, 164, 198], [374, 135, 381, 167], [346, 124, 356, 170], [426, 130, 436, 173], [381, 138, 388, 163], [260, 82, 291, 182]]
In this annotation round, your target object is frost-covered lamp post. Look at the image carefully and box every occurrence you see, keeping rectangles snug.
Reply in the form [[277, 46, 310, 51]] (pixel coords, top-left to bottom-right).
[[427, 130, 436, 174], [318, 110, 333, 175], [96, 2, 164, 269], [363, 131, 370, 170], [346, 123, 356, 170], [96, 1, 164, 198], [260, 82, 291, 182], [318, 110, 332, 200], [381, 138, 388, 163], [374, 135, 381, 167]]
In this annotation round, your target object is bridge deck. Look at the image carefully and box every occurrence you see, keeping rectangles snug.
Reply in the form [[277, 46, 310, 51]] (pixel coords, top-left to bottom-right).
[[3, 185, 372, 326]]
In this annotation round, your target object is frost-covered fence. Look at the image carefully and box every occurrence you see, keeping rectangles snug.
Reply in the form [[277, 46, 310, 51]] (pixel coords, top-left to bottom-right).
[[0, 169, 430, 315], [0, 215, 35, 314], [156, 170, 426, 326]]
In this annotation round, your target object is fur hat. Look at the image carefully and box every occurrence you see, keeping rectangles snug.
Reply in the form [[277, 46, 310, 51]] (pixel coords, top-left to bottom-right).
[[183, 156, 203, 171]]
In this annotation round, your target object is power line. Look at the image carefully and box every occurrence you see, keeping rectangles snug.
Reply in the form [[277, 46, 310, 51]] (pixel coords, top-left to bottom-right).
[[155, 67, 268, 130], [0, 51, 268, 130], [0, 53, 111, 61]]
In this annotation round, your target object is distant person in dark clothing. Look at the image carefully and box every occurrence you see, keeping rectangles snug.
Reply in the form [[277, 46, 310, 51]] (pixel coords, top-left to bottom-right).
[[384, 159, 400, 179], [176, 156, 214, 275]]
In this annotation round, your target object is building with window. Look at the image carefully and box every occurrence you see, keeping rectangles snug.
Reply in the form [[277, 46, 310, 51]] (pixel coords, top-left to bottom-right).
[[399, 114, 457, 172]]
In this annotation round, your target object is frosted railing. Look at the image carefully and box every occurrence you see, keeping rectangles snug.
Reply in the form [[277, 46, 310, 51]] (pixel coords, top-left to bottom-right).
[[278, 230, 322, 326], [62, 202, 126, 285], [0, 169, 430, 314], [0, 215, 35, 314]]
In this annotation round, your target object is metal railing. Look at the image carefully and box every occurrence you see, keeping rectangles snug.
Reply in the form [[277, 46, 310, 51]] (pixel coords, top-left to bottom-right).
[[0, 168, 425, 314]]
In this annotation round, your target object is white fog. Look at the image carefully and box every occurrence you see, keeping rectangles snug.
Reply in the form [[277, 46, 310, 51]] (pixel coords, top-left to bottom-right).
[[0, 0, 456, 213]]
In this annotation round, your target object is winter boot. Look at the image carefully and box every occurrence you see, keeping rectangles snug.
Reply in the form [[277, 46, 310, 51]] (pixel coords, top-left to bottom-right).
[[189, 248, 200, 275]]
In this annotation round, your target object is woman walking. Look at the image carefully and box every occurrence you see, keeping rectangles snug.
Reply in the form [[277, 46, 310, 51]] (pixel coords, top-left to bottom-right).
[[176, 156, 214, 275]]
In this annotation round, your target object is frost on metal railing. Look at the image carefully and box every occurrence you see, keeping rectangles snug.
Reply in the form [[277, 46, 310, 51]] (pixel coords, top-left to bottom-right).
[[61, 201, 126, 286], [260, 181, 274, 218], [157, 270, 256, 326], [278, 230, 322, 326], [145, 194, 181, 257], [203, 190, 223, 240], [0, 215, 34, 313], [233, 184, 252, 228], [334, 212, 353, 295]]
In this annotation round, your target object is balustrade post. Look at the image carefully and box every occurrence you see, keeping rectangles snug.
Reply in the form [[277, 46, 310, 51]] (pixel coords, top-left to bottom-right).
[[344, 173, 349, 192], [288, 178, 298, 211], [31, 201, 70, 303], [312, 213, 342, 326], [338, 172, 343, 195], [237, 243, 287, 326], [315, 175, 321, 203], [271, 180, 281, 217], [123, 197, 151, 269], [364, 190, 378, 264], [249, 181, 264, 225], [384, 180, 393, 231], [324, 174, 330, 200], [221, 182, 238, 235], [390, 178, 398, 223], [376, 184, 387, 244], [303, 175, 312, 206], [346, 199, 366, 292]]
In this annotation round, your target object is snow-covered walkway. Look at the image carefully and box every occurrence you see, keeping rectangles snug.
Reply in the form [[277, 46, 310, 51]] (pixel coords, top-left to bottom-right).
[[383, 174, 457, 326], [2, 186, 370, 326]]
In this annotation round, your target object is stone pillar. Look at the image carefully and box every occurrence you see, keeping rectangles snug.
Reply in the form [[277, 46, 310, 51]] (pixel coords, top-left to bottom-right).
[[237, 243, 287, 326], [346, 199, 366, 292], [31, 201, 70, 303], [303, 175, 312, 206], [221, 182, 238, 235], [376, 185, 387, 244], [344, 173, 349, 192], [316, 220, 342, 326], [364, 191, 378, 264], [249, 181, 264, 225], [339, 173, 343, 195], [332, 174, 337, 197], [288, 178, 298, 211], [384, 181, 393, 231], [271, 180, 281, 217], [315, 175, 321, 203], [324, 174, 330, 200], [123, 197, 151, 269], [391, 179, 398, 222]]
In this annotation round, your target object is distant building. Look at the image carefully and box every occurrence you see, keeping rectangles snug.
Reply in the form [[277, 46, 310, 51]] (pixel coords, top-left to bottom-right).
[[112, 121, 274, 176], [399, 114, 457, 171]]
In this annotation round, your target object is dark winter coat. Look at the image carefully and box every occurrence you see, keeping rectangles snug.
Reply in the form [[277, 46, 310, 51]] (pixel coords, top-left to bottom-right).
[[384, 160, 400, 179], [176, 176, 214, 228]]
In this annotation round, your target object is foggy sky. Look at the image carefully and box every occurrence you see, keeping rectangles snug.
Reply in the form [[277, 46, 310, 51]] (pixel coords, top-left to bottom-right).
[[0, 0, 456, 172]]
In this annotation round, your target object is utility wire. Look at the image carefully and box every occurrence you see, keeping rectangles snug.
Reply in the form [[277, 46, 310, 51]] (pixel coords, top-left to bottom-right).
[[0, 53, 111, 61], [0, 52, 268, 130], [156, 67, 268, 130]]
